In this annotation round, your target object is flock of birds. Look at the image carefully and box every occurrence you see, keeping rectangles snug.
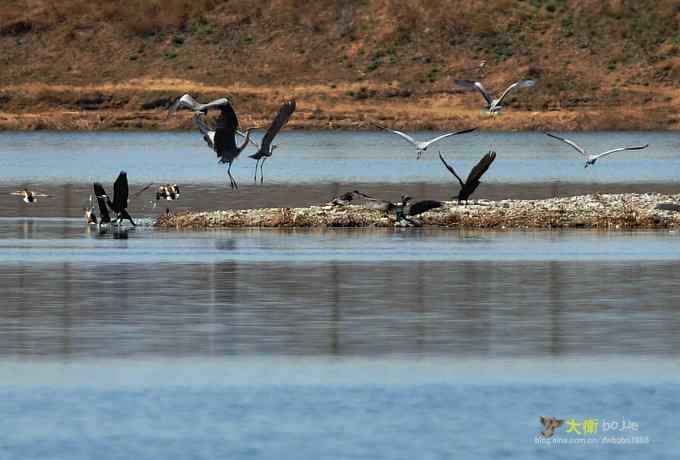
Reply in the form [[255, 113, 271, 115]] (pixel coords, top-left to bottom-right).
[[9, 77, 651, 227]]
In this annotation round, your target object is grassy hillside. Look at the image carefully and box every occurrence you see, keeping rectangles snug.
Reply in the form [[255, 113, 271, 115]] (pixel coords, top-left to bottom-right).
[[0, 0, 678, 130]]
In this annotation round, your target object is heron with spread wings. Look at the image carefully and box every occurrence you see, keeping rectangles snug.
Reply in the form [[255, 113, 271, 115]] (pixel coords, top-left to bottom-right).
[[247, 99, 296, 183], [438, 151, 496, 204], [93, 172, 151, 226], [171, 94, 257, 190], [543, 132, 649, 168], [455, 79, 535, 115], [373, 123, 477, 159]]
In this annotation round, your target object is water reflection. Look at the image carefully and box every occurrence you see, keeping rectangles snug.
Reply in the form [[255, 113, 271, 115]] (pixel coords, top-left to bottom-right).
[[2, 258, 680, 359]]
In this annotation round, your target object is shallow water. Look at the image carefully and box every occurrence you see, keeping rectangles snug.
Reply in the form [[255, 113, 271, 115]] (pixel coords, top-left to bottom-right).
[[2, 129, 680, 459], [0, 130, 678, 185]]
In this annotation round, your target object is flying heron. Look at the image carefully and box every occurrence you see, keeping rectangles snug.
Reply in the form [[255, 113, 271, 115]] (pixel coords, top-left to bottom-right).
[[372, 123, 477, 159], [171, 94, 257, 190], [93, 171, 150, 226], [10, 189, 50, 203], [248, 99, 296, 183], [543, 132, 649, 168], [455, 79, 535, 115], [439, 151, 496, 204]]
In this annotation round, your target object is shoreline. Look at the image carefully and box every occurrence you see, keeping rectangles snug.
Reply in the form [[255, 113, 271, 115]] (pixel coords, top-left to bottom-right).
[[155, 193, 680, 230]]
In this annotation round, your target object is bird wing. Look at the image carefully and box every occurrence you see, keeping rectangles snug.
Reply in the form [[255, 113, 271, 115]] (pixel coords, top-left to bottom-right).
[[422, 127, 478, 148], [438, 152, 465, 187], [372, 122, 417, 146], [465, 151, 497, 185], [93, 182, 111, 223], [259, 99, 296, 153], [131, 183, 154, 200], [593, 144, 649, 160], [169, 94, 200, 114], [496, 79, 535, 104], [193, 112, 215, 149], [408, 200, 443, 216], [198, 97, 232, 112], [455, 79, 493, 106], [543, 132, 587, 157], [237, 130, 260, 148], [112, 171, 129, 212]]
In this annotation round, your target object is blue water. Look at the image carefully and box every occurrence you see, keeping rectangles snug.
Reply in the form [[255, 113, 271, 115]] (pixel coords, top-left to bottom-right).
[[0, 131, 678, 184]]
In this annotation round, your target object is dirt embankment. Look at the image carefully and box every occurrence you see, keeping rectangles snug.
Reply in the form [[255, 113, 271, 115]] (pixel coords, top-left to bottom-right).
[[0, 1, 678, 131]]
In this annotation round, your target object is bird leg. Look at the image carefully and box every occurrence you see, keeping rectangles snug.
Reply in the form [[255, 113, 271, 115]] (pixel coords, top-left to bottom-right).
[[417, 150, 422, 160], [227, 162, 238, 190], [259, 158, 267, 184], [253, 159, 260, 183]]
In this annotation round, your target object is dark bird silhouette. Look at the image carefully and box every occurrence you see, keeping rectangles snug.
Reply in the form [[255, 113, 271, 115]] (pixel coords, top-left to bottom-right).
[[328, 191, 358, 206], [93, 171, 136, 226], [249, 99, 296, 183], [396, 195, 443, 222], [171, 94, 257, 190], [439, 151, 496, 204]]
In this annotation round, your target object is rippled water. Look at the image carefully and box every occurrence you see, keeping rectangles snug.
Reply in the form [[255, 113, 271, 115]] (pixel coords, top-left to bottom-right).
[[1, 130, 680, 459]]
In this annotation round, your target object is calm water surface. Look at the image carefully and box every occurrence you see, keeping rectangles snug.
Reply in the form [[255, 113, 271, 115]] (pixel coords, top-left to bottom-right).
[[1, 130, 680, 459]]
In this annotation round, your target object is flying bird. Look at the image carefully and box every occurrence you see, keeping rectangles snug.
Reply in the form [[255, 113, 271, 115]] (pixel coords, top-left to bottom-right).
[[93, 171, 138, 226], [543, 132, 649, 168], [10, 189, 50, 203], [171, 94, 257, 190], [249, 99, 296, 183], [439, 151, 496, 204], [373, 123, 477, 159], [156, 184, 180, 201], [455, 79, 535, 115]]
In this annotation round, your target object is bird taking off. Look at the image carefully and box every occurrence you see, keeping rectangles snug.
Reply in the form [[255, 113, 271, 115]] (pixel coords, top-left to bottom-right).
[[455, 79, 535, 115], [93, 171, 138, 226], [543, 132, 649, 168], [171, 94, 256, 190], [249, 99, 296, 183], [10, 189, 50, 203], [372, 123, 477, 159], [439, 151, 496, 204]]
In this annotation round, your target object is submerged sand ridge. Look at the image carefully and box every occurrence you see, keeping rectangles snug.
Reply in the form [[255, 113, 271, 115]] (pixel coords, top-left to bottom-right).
[[155, 193, 680, 230]]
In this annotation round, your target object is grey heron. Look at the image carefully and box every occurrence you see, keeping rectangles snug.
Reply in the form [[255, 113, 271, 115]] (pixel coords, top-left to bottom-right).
[[543, 132, 649, 168], [248, 99, 296, 183], [455, 79, 535, 115], [10, 189, 50, 203], [439, 151, 496, 204], [171, 94, 257, 189], [372, 123, 477, 159]]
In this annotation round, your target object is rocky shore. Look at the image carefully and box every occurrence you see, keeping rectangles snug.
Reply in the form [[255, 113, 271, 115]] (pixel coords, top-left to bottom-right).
[[155, 193, 680, 230]]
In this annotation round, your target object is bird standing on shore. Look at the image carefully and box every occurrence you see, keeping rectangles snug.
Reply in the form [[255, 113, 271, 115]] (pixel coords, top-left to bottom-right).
[[372, 123, 477, 159], [10, 189, 50, 203], [249, 99, 296, 183], [439, 151, 496, 204], [543, 132, 649, 168], [455, 79, 535, 115]]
